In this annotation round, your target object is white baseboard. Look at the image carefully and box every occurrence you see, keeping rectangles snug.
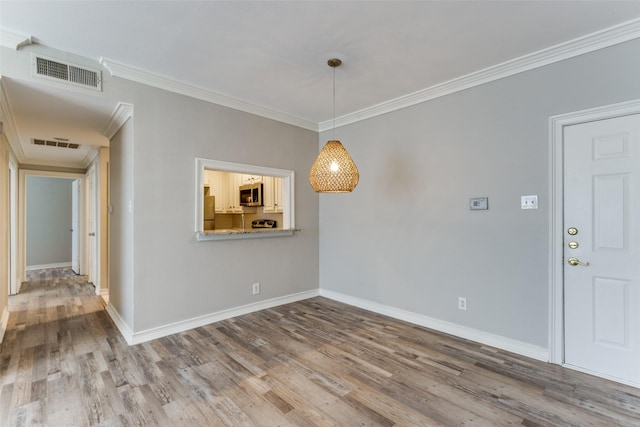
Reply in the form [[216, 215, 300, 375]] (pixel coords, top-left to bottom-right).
[[105, 303, 134, 345], [103, 287, 547, 362], [26, 262, 72, 271], [0, 307, 10, 344], [105, 289, 320, 346], [319, 289, 548, 362]]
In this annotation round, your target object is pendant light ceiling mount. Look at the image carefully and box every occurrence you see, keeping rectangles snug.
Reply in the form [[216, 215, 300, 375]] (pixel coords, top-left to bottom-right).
[[327, 58, 342, 68], [308, 58, 359, 193]]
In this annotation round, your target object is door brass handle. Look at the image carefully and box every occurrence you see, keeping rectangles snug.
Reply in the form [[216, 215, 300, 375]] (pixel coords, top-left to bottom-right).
[[568, 257, 589, 266]]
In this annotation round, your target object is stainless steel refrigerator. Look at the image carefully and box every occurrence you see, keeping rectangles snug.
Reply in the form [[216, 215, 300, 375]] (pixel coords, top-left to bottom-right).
[[203, 196, 215, 230]]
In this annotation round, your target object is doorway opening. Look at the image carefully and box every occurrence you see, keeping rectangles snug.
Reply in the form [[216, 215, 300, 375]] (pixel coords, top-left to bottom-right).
[[17, 170, 90, 293]]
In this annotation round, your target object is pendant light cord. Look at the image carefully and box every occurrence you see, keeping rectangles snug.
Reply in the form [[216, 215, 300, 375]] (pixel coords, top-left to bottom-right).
[[332, 64, 336, 141]]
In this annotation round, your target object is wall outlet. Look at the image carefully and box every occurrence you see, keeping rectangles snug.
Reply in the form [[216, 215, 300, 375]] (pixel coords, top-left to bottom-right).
[[521, 195, 538, 209], [458, 297, 467, 311], [252, 282, 260, 295]]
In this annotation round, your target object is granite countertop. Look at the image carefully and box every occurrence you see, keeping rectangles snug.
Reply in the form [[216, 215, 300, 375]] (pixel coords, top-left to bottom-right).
[[197, 228, 299, 241]]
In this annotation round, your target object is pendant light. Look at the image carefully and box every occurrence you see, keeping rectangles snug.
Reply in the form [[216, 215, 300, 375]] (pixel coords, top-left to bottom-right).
[[309, 58, 359, 193]]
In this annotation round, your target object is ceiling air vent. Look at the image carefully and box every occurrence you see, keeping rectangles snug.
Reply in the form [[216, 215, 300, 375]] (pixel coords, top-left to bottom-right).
[[32, 54, 102, 91], [33, 139, 80, 149]]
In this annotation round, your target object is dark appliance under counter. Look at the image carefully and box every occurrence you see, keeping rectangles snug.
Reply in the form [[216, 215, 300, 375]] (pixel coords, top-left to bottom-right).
[[251, 219, 277, 229]]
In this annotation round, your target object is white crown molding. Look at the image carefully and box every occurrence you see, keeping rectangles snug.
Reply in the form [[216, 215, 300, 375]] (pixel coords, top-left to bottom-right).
[[0, 30, 32, 50], [99, 58, 318, 132], [48, 17, 640, 135], [319, 288, 548, 362], [319, 17, 640, 132], [0, 80, 26, 162], [80, 147, 100, 169], [101, 102, 133, 140]]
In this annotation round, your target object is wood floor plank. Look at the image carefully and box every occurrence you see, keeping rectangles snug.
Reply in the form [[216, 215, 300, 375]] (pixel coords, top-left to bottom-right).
[[2, 267, 640, 426]]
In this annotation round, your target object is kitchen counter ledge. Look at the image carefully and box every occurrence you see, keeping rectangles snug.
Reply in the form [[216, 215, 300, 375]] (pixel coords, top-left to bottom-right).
[[197, 228, 299, 241]]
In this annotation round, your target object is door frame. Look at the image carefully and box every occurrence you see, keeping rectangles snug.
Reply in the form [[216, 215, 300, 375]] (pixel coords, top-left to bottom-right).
[[17, 169, 85, 289], [86, 163, 99, 289], [71, 178, 81, 274], [549, 98, 640, 366], [8, 157, 18, 295]]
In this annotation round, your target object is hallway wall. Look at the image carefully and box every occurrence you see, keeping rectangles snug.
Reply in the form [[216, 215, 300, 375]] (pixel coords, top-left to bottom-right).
[[25, 176, 74, 268], [0, 135, 11, 341]]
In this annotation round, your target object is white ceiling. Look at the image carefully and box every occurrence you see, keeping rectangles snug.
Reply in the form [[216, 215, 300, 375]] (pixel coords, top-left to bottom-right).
[[2, 1, 640, 168]]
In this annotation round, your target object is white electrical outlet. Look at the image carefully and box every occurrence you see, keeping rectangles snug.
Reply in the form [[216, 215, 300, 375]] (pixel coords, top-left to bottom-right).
[[252, 282, 260, 295], [458, 297, 467, 311], [521, 195, 538, 209]]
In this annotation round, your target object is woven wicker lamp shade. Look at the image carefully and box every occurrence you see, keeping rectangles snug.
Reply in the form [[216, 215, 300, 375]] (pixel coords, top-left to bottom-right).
[[309, 58, 359, 193], [309, 140, 359, 192]]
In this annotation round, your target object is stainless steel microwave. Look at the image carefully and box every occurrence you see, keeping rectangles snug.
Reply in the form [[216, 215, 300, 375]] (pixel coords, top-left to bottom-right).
[[239, 183, 263, 207]]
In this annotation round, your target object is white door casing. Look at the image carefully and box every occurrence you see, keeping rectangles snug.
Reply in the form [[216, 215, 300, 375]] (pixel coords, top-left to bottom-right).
[[563, 114, 640, 384], [71, 179, 80, 275], [17, 170, 86, 287], [87, 166, 98, 287], [9, 159, 18, 295]]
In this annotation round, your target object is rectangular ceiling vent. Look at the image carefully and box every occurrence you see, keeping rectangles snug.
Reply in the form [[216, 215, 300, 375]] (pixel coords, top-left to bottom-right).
[[32, 54, 102, 91], [33, 139, 80, 149]]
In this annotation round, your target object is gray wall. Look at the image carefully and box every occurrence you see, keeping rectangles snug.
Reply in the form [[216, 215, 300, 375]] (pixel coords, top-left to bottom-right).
[[1, 42, 319, 336], [106, 78, 319, 333], [26, 176, 73, 267], [109, 119, 135, 328], [319, 39, 640, 349]]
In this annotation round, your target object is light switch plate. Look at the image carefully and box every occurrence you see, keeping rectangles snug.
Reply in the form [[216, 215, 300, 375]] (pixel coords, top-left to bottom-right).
[[521, 195, 538, 209], [469, 197, 488, 210]]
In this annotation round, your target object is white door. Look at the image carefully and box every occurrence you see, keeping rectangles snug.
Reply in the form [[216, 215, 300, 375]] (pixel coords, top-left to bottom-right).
[[71, 179, 81, 275], [564, 113, 640, 384], [88, 168, 98, 285]]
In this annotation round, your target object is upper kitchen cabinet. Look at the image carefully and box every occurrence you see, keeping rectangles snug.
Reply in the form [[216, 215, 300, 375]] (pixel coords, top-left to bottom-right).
[[206, 171, 243, 213], [242, 174, 262, 184], [263, 176, 283, 213], [203, 169, 214, 187], [208, 170, 226, 213], [226, 173, 244, 213]]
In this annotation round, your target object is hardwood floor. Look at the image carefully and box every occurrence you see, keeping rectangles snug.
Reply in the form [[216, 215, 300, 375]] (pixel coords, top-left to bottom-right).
[[1, 268, 640, 426]]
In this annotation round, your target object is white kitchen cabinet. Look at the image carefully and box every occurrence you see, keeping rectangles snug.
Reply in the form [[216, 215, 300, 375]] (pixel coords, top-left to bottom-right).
[[208, 171, 259, 214], [263, 176, 283, 213], [226, 173, 244, 212], [241, 174, 262, 184], [274, 176, 283, 213], [203, 170, 213, 187], [209, 170, 226, 213]]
